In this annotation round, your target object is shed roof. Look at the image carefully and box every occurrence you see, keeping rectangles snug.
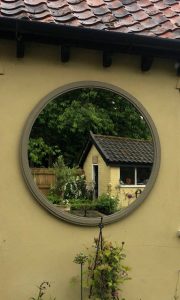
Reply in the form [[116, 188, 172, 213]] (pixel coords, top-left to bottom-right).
[[1, 0, 180, 40], [0, 1, 179, 64], [79, 132, 154, 166]]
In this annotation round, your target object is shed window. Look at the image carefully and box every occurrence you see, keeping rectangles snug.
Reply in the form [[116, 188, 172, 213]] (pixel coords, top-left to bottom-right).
[[120, 166, 151, 186]]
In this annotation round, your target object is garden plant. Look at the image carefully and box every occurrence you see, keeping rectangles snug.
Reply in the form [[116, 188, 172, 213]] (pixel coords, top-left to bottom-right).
[[74, 218, 130, 300]]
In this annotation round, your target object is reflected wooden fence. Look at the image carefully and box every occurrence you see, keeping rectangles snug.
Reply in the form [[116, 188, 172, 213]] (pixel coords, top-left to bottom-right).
[[31, 168, 145, 209], [31, 168, 55, 196]]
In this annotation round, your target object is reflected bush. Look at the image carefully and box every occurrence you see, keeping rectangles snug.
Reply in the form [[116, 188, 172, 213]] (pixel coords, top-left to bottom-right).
[[47, 192, 63, 205], [95, 194, 119, 215], [47, 155, 89, 203]]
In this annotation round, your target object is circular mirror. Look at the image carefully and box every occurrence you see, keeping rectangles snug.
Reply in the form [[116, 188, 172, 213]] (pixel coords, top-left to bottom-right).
[[21, 82, 160, 226]]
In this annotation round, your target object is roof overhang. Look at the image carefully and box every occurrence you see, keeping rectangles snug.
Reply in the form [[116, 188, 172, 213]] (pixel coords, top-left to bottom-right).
[[0, 17, 180, 70]]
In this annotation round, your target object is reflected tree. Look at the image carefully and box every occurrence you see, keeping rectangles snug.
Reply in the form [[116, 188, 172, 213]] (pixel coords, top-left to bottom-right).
[[29, 88, 151, 167]]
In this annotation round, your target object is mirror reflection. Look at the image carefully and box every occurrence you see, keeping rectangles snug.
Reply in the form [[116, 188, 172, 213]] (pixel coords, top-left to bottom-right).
[[29, 88, 154, 218]]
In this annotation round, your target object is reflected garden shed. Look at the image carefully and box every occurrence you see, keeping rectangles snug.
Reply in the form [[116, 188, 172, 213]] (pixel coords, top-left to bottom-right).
[[79, 132, 154, 206]]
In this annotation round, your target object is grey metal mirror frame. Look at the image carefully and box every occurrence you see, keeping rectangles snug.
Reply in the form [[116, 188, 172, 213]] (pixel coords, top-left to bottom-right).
[[20, 81, 161, 226]]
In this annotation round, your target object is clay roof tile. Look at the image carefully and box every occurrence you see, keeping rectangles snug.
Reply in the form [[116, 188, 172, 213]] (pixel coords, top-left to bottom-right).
[[0, 0, 179, 40]]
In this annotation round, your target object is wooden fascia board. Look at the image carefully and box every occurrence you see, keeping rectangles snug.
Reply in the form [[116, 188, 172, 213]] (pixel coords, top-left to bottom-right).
[[0, 17, 179, 60]]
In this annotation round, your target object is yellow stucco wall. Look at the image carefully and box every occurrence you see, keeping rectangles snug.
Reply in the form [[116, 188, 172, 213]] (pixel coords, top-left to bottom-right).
[[1, 40, 180, 300], [83, 149, 144, 207], [83, 145, 110, 196]]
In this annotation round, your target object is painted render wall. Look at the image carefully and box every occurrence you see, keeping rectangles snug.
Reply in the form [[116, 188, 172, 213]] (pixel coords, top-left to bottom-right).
[[83, 144, 110, 196], [1, 40, 180, 300], [83, 147, 141, 206]]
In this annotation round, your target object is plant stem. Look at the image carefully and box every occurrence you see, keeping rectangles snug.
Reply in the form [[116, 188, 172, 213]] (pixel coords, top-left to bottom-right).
[[81, 263, 83, 300]]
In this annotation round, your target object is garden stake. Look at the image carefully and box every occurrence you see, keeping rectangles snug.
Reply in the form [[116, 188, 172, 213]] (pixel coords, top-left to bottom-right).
[[81, 263, 83, 300], [89, 217, 104, 299]]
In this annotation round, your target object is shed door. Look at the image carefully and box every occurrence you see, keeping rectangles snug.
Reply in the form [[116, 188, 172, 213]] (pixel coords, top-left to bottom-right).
[[93, 165, 98, 198]]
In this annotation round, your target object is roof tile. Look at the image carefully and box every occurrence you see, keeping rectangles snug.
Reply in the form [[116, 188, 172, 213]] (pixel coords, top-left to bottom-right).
[[68, 2, 90, 12], [125, 3, 141, 12], [141, 17, 160, 28], [84, 133, 154, 165], [132, 10, 149, 21], [111, 7, 130, 18], [154, 0, 169, 9], [138, 0, 153, 8], [86, 0, 104, 7], [163, 7, 179, 17], [91, 5, 110, 16], [171, 3, 180, 13], [74, 10, 94, 19], [106, 0, 124, 10], [0, 0, 179, 40]]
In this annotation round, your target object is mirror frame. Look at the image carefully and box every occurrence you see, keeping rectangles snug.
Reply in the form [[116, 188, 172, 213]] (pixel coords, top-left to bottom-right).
[[20, 81, 161, 226]]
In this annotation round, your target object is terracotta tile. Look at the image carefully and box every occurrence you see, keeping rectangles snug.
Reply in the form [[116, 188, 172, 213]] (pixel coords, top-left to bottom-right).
[[86, 0, 104, 7], [170, 15, 180, 26], [163, 7, 178, 17], [106, 0, 124, 10], [159, 30, 174, 38], [138, 0, 154, 7], [127, 23, 145, 32], [111, 7, 130, 18], [92, 5, 110, 16], [1, 9, 28, 17], [144, 5, 160, 16], [137, 30, 155, 36], [151, 24, 171, 34], [0, 0, 179, 41], [124, 3, 141, 13], [24, 0, 47, 5], [55, 18, 81, 26], [154, 1, 168, 10], [100, 13, 116, 23], [54, 13, 76, 21], [88, 22, 107, 29], [151, 0, 162, 3], [141, 17, 159, 28], [111, 26, 130, 33], [114, 15, 138, 26], [171, 28, 180, 38], [80, 16, 101, 25], [122, 0, 136, 4], [74, 10, 94, 19], [68, 2, 90, 12], [67, 0, 84, 4], [1, 0, 25, 10], [26, 4, 50, 14], [132, 10, 149, 21], [50, 6, 71, 17], [47, 1, 67, 9], [152, 12, 168, 23], [171, 3, 180, 13], [164, 0, 178, 4]]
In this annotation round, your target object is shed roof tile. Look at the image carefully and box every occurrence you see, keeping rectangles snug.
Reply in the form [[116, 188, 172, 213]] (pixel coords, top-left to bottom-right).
[[79, 132, 154, 166], [0, 0, 179, 40]]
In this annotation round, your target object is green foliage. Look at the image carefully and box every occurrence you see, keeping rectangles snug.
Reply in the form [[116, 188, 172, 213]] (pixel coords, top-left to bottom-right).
[[74, 240, 130, 300], [48, 157, 119, 216], [64, 174, 88, 200], [87, 240, 130, 300], [28, 137, 60, 167], [48, 156, 88, 202], [47, 192, 62, 205], [30, 88, 151, 167], [30, 281, 55, 300], [74, 252, 88, 265], [70, 199, 97, 217], [96, 194, 119, 215]]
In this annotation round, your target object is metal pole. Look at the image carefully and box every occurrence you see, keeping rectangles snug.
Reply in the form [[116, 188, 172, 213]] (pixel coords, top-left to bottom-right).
[[81, 263, 83, 300]]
